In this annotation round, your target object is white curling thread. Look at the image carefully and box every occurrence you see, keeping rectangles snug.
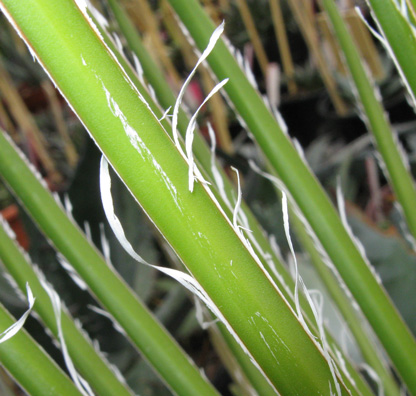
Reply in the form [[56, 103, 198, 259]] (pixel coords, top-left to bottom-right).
[[41, 279, 94, 396], [87, 1, 109, 28], [193, 296, 219, 330], [169, 22, 227, 192], [360, 363, 384, 396], [172, 21, 225, 152], [282, 194, 314, 340], [222, 35, 258, 90], [132, 53, 145, 86], [83, 221, 93, 244], [279, 192, 344, 395], [159, 106, 172, 122], [186, 78, 228, 192], [247, 164, 364, 394], [2, 272, 26, 302], [208, 127, 287, 292], [112, 33, 124, 54], [99, 223, 114, 268], [57, 252, 88, 291], [336, 181, 382, 285], [207, 123, 232, 209], [0, 283, 35, 344], [249, 160, 351, 299], [333, 347, 356, 388], [231, 167, 243, 232], [226, 167, 293, 319], [63, 194, 75, 222], [88, 305, 126, 336]]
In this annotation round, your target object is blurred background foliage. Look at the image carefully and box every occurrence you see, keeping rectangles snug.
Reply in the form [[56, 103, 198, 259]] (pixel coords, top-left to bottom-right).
[[0, 0, 415, 394]]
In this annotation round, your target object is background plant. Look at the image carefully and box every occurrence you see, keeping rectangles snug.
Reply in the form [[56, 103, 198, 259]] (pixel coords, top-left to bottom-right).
[[0, 0, 415, 395]]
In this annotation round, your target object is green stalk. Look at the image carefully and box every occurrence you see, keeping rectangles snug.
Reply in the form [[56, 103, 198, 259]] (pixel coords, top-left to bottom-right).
[[166, 0, 416, 392], [0, 1, 356, 393], [0, 215, 134, 396], [0, 128, 218, 396], [322, 0, 416, 261], [0, 303, 83, 396]]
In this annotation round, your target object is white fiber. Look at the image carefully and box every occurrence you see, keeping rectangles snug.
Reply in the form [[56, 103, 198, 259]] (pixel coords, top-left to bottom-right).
[[227, 167, 293, 318], [208, 121, 284, 293], [360, 363, 384, 396], [223, 36, 258, 90], [57, 252, 88, 290], [231, 167, 243, 231], [282, 194, 303, 325], [88, 305, 126, 335], [83, 221, 93, 244], [186, 78, 228, 192], [193, 296, 219, 330], [132, 54, 145, 86], [207, 123, 231, 209], [41, 279, 94, 396], [336, 181, 382, 285], [283, 193, 343, 395], [63, 194, 75, 222], [168, 22, 227, 192], [159, 106, 172, 122], [0, 283, 35, 344], [2, 272, 26, 303], [0, 215, 16, 241], [99, 223, 114, 267], [87, 1, 109, 28], [172, 21, 225, 151]]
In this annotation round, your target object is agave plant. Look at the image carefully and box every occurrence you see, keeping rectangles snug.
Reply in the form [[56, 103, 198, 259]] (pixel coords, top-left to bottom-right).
[[0, 0, 415, 395]]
